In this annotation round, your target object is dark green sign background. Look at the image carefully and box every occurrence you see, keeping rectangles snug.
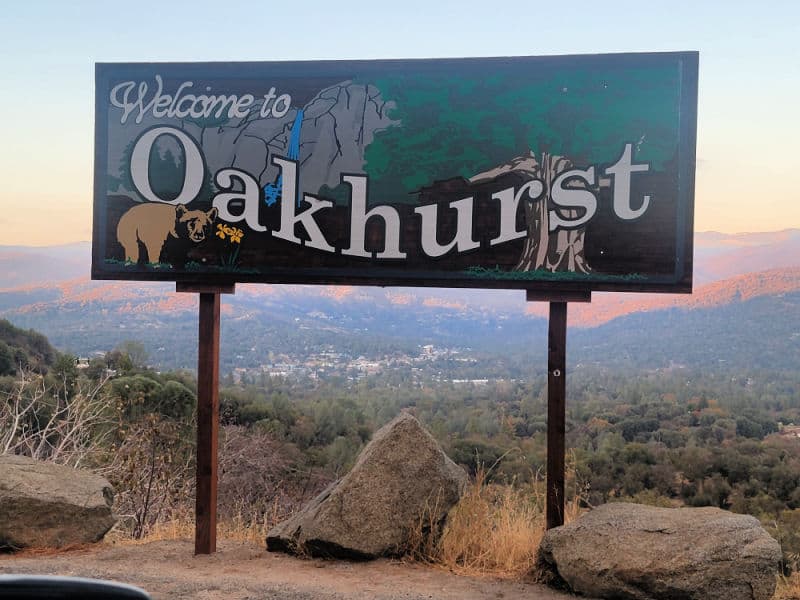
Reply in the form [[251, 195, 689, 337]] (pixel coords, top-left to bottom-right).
[[93, 52, 697, 292]]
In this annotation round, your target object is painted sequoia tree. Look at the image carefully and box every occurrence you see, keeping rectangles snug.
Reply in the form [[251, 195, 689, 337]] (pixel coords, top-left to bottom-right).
[[468, 151, 593, 273], [511, 154, 591, 273]]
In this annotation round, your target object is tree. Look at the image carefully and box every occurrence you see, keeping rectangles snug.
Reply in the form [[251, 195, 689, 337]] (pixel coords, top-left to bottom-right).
[[114, 341, 148, 371], [517, 154, 590, 272], [148, 147, 184, 202], [105, 349, 133, 374], [111, 375, 163, 420], [51, 353, 79, 402], [0, 341, 14, 376], [736, 417, 764, 439], [362, 65, 680, 274], [85, 357, 109, 381], [0, 319, 56, 372], [469, 154, 591, 272], [1, 370, 114, 467], [107, 414, 194, 539], [155, 381, 196, 420]]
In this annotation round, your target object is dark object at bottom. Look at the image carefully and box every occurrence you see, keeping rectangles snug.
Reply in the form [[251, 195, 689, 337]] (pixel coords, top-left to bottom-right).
[[0, 575, 150, 599]]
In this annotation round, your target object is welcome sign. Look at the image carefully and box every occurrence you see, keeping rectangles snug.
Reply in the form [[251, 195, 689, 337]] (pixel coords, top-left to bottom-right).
[[92, 53, 697, 292]]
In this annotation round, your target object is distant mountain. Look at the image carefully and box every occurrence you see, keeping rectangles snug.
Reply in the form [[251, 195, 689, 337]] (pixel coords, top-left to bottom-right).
[[528, 267, 800, 327], [0, 231, 798, 373], [0, 278, 543, 372], [0, 268, 798, 373], [694, 229, 800, 284], [570, 287, 800, 370], [0, 242, 91, 288]]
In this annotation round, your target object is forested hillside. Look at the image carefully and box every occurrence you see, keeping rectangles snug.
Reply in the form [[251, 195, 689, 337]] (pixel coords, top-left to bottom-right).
[[0, 319, 57, 374], [2, 326, 800, 571]]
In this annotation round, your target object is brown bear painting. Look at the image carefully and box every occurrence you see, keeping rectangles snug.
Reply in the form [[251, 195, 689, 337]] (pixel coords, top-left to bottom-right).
[[116, 203, 218, 264]]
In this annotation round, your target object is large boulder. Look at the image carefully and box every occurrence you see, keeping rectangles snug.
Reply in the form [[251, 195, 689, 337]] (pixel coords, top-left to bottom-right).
[[537, 502, 781, 600], [0, 454, 116, 549], [267, 413, 468, 558]]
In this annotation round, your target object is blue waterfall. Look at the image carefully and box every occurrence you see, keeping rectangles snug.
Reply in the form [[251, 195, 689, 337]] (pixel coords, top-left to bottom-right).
[[263, 108, 304, 208]]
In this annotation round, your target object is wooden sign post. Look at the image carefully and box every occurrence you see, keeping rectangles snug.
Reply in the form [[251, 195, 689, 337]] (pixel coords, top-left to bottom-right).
[[528, 290, 590, 529], [177, 282, 235, 554]]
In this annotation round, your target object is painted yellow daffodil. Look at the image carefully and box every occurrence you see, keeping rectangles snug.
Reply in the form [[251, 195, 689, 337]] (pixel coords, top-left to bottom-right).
[[216, 223, 245, 243], [229, 228, 244, 243]]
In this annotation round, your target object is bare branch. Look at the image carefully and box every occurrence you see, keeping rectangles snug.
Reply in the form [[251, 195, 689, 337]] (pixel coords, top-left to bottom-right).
[[0, 370, 114, 467]]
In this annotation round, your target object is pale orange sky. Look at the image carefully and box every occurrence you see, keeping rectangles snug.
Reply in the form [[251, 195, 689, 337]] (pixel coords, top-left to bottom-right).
[[1, 1, 798, 246]]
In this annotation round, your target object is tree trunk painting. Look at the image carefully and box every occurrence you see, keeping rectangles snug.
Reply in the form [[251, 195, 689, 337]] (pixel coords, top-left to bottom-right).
[[514, 153, 591, 274]]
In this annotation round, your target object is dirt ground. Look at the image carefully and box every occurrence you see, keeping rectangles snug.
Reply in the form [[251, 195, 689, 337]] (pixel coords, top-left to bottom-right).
[[0, 540, 583, 600]]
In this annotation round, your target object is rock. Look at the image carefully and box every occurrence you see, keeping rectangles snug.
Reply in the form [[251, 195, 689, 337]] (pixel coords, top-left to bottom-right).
[[537, 502, 781, 600], [0, 454, 116, 549], [267, 413, 467, 558], [294, 81, 399, 192], [108, 80, 399, 201]]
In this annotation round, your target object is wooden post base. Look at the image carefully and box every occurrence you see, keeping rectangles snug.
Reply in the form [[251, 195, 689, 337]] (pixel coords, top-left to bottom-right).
[[526, 289, 590, 530], [546, 302, 567, 529], [177, 283, 234, 554]]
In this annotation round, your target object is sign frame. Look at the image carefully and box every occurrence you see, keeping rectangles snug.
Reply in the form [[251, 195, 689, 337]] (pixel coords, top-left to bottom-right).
[[93, 52, 698, 294]]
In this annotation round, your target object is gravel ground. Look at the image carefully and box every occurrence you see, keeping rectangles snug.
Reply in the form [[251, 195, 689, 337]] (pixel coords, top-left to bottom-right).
[[0, 540, 584, 600]]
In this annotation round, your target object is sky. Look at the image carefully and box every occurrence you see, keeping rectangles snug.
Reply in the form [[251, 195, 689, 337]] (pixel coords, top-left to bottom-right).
[[0, 0, 798, 246]]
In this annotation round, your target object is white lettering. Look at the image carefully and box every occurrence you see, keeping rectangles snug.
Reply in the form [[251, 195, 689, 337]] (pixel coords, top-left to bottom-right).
[[233, 94, 254, 118], [213, 169, 266, 232], [260, 88, 277, 117], [153, 92, 172, 117], [174, 94, 197, 119], [490, 180, 544, 246], [415, 197, 480, 258], [108, 76, 291, 124], [606, 143, 651, 220], [271, 94, 291, 118], [341, 175, 406, 259], [203, 95, 238, 119], [549, 167, 597, 231], [110, 77, 161, 124], [271, 157, 335, 252], [129, 126, 204, 204], [167, 81, 194, 118]]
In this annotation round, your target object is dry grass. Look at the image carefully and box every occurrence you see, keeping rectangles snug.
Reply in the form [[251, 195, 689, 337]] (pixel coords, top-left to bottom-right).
[[123, 473, 575, 581], [122, 470, 553, 579], [407, 468, 583, 579], [112, 500, 288, 546], [217, 508, 274, 545], [434, 475, 543, 577], [776, 574, 800, 599]]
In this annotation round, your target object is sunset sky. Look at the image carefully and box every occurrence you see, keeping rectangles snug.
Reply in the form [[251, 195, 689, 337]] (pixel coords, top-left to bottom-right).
[[0, 0, 797, 246]]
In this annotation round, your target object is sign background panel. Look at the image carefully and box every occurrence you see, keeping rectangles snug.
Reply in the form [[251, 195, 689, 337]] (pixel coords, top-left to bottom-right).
[[93, 52, 697, 292]]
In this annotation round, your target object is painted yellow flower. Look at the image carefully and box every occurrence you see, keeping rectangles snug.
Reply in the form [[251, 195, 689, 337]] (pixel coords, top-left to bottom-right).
[[216, 223, 245, 243], [229, 228, 244, 243]]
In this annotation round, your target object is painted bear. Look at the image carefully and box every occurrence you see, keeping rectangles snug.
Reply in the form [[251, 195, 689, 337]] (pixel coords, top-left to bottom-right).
[[116, 202, 218, 264]]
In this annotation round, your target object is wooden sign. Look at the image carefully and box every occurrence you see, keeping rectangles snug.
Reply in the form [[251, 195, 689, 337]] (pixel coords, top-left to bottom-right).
[[93, 52, 697, 292]]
